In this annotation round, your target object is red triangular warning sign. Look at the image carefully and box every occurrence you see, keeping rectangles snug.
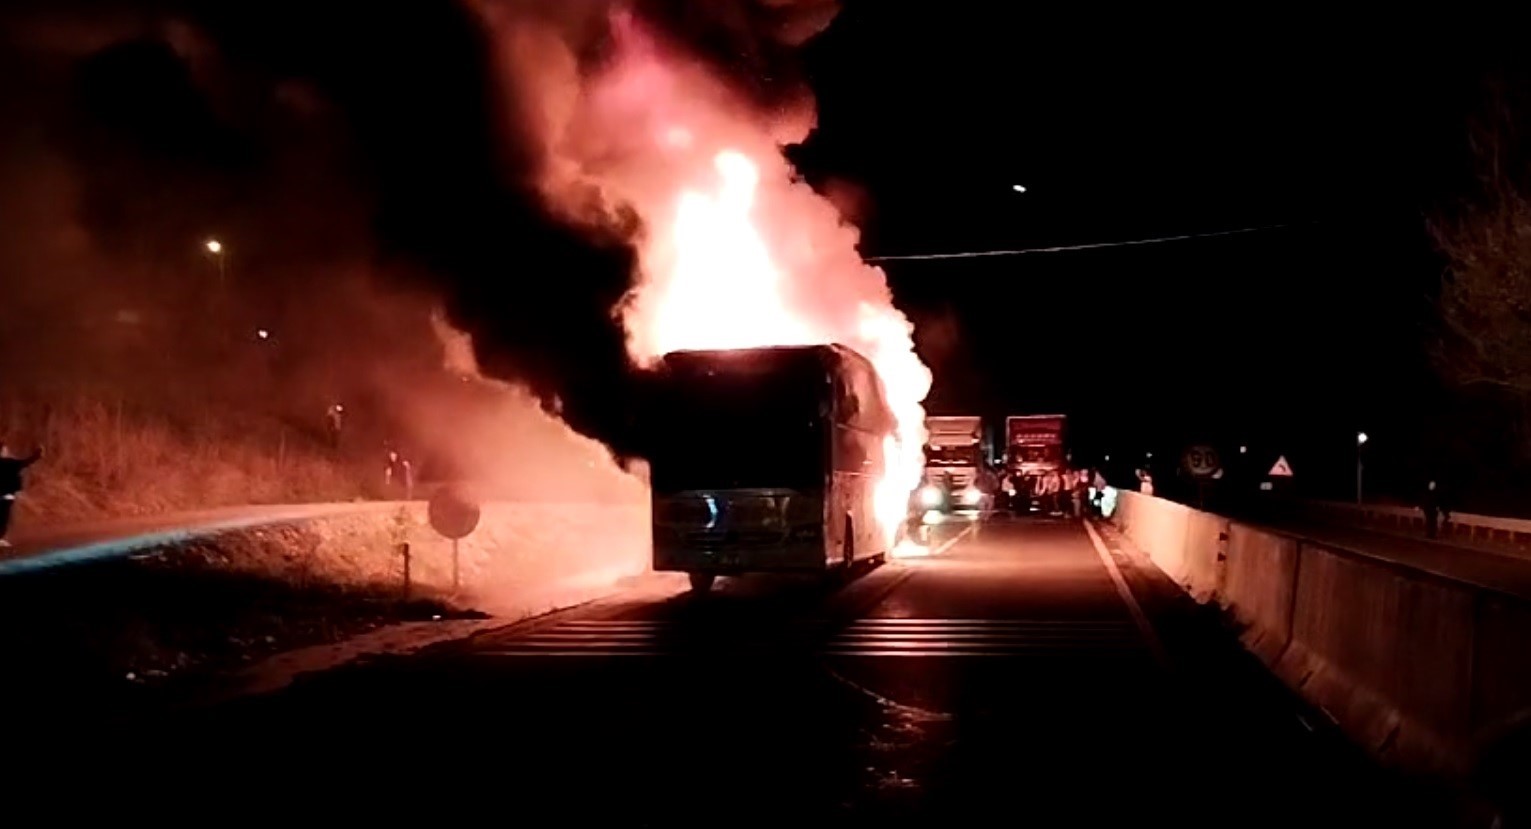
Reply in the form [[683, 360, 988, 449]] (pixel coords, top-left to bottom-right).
[[1269, 456, 1294, 477]]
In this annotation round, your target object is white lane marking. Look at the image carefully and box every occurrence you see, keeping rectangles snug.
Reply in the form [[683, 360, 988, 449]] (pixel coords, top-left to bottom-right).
[[836, 634, 1128, 640], [827, 617, 1144, 656], [821, 650, 1144, 658], [844, 616, 1128, 624], [559, 618, 1132, 627], [1083, 520, 1169, 668], [932, 524, 976, 556], [482, 651, 656, 658], [476, 615, 1150, 659]]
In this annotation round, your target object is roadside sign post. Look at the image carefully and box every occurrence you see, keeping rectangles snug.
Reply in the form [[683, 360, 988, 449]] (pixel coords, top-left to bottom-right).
[[1265, 455, 1295, 504], [398, 542, 411, 599], [1182, 445, 1222, 509], [429, 486, 482, 595], [452, 539, 461, 592]]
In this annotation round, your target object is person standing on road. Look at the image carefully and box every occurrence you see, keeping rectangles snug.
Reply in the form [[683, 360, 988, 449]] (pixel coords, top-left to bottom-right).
[[0, 441, 44, 548], [1090, 468, 1109, 517], [384, 448, 414, 501], [974, 464, 1000, 522], [1042, 468, 1063, 515], [1422, 480, 1449, 539], [325, 403, 345, 450]]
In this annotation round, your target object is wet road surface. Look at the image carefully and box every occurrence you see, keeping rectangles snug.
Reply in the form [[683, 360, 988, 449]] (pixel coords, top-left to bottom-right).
[[52, 518, 1449, 824]]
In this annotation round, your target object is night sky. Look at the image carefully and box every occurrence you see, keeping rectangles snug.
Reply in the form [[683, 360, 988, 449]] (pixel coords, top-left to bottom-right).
[[5, 1, 1531, 501], [791, 4, 1531, 496]]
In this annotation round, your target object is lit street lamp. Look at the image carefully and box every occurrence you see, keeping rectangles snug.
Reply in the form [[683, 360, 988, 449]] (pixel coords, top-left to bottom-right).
[[256, 328, 270, 341], [1011, 184, 1028, 193]]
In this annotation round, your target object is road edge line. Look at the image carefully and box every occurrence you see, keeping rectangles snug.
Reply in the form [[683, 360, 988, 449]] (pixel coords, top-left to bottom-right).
[[933, 523, 976, 556], [1084, 519, 1170, 669]]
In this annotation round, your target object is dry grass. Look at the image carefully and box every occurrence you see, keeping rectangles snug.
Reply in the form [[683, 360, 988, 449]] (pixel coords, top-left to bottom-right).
[[0, 392, 368, 524]]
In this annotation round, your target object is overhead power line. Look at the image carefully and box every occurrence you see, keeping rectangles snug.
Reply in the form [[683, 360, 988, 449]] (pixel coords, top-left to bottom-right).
[[864, 223, 1294, 262]]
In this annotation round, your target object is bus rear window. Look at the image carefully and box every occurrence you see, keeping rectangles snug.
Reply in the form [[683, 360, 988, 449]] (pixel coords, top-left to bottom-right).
[[648, 360, 827, 493]]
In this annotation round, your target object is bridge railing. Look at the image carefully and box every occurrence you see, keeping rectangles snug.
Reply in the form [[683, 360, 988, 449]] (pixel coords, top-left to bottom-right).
[[1308, 499, 1531, 553]]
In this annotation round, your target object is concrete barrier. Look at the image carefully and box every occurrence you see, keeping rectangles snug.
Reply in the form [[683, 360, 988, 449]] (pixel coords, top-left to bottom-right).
[[1109, 491, 1531, 787], [1471, 596, 1531, 750], [1180, 508, 1228, 602], [1275, 544, 1475, 772], [1219, 523, 1297, 665], [1111, 492, 1224, 602]]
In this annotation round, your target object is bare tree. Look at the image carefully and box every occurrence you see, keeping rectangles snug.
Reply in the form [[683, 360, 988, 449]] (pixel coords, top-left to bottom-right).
[[1430, 96, 1531, 397]]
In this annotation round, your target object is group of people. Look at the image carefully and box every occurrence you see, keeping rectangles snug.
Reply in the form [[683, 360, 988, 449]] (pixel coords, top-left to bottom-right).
[[325, 402, 417, 502], [1001, 467, 1103, 518]]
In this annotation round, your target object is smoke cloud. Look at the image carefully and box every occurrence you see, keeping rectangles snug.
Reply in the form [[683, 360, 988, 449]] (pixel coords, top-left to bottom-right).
[[450, 0, 851, 455], [0, 1, 859, 477]]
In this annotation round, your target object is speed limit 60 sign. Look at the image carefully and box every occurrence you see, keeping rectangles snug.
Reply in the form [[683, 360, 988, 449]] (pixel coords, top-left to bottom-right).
[[1183, 445, 1221, 479]]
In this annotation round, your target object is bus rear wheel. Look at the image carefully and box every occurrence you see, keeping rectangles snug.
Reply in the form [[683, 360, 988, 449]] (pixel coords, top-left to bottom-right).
[[688, 573, 716, 593]]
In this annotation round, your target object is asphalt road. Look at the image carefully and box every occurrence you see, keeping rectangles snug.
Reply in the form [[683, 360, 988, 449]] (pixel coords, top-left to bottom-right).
[[57, 517, 1453, 825]]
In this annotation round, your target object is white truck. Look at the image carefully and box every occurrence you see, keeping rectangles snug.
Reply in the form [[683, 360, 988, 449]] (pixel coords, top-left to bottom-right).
[[915, 415, 989, 515]]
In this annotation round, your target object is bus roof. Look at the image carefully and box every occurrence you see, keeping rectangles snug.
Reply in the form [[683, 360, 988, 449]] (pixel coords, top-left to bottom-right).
[[659, 344, 892, 432], [661, 343, 866, 368]]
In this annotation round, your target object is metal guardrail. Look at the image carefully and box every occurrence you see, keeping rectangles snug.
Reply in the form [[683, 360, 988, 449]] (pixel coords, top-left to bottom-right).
[[1, 500, 647, 578], [1312, 500, 1531, 550]]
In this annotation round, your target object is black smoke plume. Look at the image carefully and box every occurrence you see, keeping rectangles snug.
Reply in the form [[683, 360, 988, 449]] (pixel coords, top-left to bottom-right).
[[2, 0, 841, 459]]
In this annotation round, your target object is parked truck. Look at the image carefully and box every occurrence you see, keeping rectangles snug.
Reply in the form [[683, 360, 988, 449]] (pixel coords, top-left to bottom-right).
[[1004, 414, 1068, 511]]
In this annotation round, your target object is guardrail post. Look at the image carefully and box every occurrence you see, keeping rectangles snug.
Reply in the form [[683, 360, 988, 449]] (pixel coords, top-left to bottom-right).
[[398, 542, 411, 599]]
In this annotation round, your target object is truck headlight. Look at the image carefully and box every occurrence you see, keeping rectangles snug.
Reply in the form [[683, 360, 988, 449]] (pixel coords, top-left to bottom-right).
[[959, 486, 983, 506], [918, 485, 944, 509]]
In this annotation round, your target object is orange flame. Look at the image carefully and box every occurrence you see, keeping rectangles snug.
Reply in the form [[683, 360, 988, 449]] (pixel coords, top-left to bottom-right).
[[502, 9, 933, 548], [622, 147, 930, 548]]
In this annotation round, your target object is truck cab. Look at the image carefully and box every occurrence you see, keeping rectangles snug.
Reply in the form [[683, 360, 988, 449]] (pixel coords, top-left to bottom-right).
[[915, 415, 991, 518], [1004, 414, 1068, 512]]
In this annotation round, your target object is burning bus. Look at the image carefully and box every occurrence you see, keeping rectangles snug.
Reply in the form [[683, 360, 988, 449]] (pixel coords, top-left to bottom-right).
[[646, 344, 897, 592]]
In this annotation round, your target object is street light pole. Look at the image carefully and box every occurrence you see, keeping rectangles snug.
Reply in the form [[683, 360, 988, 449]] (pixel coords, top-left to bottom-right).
[[1356, 431, 1368, 505], [205, 238, 226, 288]]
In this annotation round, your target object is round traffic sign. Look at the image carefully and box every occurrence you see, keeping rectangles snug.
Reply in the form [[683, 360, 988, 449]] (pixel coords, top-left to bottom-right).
[[428, 485, 481, 540], [1183, 445, 1221, 479]]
